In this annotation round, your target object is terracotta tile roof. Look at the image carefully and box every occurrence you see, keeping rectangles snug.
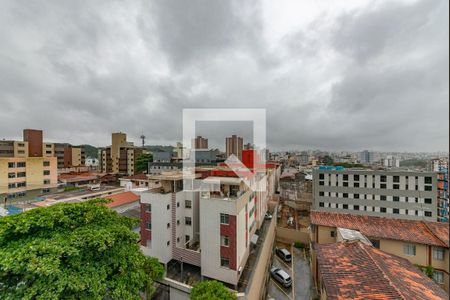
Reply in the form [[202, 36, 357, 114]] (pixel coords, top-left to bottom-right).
[[105, 191, 140, 208], [311, 211, 449, 247], [123, 173, 148, 180], [316, 241, 448, 300]]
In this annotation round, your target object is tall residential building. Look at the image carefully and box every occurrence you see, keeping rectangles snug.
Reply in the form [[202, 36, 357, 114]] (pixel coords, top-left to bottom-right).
[[0, 130, 58, 201], [313, 168, 438, 221], [225, 135, 243, 160], [98, 132, 142, 176], [359, 150, 376, 165], [54, 143, 85, 169], [192, 136, 208, 150], [432, 159, 449, 222], [384, 155, 401, 168], [139, 150, 280, 287]]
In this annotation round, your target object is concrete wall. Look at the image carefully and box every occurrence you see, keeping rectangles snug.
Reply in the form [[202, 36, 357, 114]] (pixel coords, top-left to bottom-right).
[[246, 213, 277, 300], [276, 226, 310, 244]]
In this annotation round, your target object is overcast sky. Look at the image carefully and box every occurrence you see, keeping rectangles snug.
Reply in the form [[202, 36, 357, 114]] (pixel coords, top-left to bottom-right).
[[0, 0, 448, 152]]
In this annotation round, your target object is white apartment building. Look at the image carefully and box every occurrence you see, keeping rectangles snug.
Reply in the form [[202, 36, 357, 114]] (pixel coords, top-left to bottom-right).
[[139, 163, 279, 287]]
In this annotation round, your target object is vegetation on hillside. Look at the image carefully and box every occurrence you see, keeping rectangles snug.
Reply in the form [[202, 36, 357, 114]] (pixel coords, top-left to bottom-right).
[[0, 199, 164, 300], [400, 159, 428, 168], [135, 153, 153, 174], [79, 144, 99, 159]]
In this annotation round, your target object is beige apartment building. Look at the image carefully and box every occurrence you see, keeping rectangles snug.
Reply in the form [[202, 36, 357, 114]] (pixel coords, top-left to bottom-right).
[[99, 132, 143, 176], [0, 129, 58, 201], [225, 135, 243, 160], [310, 211, 450, 293]]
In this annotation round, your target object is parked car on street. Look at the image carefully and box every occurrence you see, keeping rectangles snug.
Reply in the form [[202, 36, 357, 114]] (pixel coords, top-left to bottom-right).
[[276, 248, 292, 262], [270, 267, 292, 288]]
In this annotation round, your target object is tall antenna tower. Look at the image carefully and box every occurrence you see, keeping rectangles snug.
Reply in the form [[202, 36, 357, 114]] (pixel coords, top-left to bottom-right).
[[140, 133, 146, 148]]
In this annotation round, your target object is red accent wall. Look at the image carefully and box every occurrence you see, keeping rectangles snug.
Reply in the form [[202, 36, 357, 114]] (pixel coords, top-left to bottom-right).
[[220, 215, 237, 270], [140, 203, 151, 246], [23, 129, 43, 157]]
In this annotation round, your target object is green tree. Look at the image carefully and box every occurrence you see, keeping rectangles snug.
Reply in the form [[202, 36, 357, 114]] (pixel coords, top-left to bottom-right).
[[321, 155, 334, 165], [135, 153, 153, 174], [0, 199, 164, 300], [190, 280, 237, 300]]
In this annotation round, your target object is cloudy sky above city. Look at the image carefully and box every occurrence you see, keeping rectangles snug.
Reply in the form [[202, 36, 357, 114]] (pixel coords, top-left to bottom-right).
[[0, 0, 448, 152]]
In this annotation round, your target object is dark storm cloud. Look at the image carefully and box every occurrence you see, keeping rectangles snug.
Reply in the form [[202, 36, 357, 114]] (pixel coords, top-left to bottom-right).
[[0, 0, 448, 151]]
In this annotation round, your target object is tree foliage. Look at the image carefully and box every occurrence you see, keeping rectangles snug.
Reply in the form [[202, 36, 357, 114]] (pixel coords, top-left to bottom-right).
[[190, 280, 237, 300], [135, 153, 153, 174], [0, 199, 164, 300]]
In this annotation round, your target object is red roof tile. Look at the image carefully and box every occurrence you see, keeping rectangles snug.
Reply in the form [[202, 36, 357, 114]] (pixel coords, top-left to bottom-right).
[[316, 241, 448, 300], [311, 211, 449, 247], [105, 191, 140, 208]]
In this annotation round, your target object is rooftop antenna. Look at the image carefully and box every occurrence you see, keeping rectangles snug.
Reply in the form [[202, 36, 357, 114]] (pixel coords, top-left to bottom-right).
[[140, 133, 146, 148]]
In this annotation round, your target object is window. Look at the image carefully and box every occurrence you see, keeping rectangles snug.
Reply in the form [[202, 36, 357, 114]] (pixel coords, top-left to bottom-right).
[[185, 200, 192, 208], [17, 172, 26, 177], [8, 162, 15, 168], [146, 222, 152, 230], [425, 186, 432, 191], [330, 230, 336, 237], [43, 170, 50, 176], [433, 271, 444, 284], [433, 247, 444, 261], [167, 223, 170, 228], [17, 162, 26, 168], [177, 202, 180, 208], [380, 207, 387, 213], [393, 196, 399, 202], [177, 220, 180, 225], [380, 175, 386, 182], [343, 182, 348, 187], [319, 173, 324, 180], [220, 257, 230, 268], [403, 243, 416, 256], [380, 195, 386, 201], [354, 205, 359, 211], [185, 217, 192, 226], [343, 193, 348, 198], [167, 241, 170, 246], [393, 176, 400, 183], [319, 202, 324, 207], [393, 184, 399, 190], [319, 191, 324, 197], [343, 204, 348, 210], [167, 204, 170, 210], [185, 235, 190, 242], [43, 179, 50, 185], [354, 182, 360, 188], [221, 235, 230, 247], [353, 174, 360, 181], [8, 173, 15, 179], [425, 177, 432, 184], [8, 183, 16, 189], [177, 237, 180, 243], [393, 208, 399, 214], [220, 213, 229, 224], [146, 204, 151, 212], [380, 184, 386, 189], [371, 240, 380, 249], [343, 174, 348, 181], [424, 198, 432, 204], [425, 211, 432, 217], [354, 194, 360, 199], [43, 161, 50, 167], [319, 181, 324, 186]]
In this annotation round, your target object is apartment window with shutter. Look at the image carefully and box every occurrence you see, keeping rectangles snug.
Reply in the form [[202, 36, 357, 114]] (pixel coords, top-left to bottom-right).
[[403, 243, 416, 256], [221, 235, 230, 247], [220, 213, 229, 224], [433, 247, 444, 261]]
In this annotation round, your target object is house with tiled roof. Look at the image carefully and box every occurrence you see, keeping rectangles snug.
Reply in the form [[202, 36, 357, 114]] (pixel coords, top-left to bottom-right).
[[310, 211, 450, 292], [314, 241, 448, 300]]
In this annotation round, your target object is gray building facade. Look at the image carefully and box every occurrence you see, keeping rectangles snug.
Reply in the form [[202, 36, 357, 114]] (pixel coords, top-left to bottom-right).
[[313, 168, 438, 221]]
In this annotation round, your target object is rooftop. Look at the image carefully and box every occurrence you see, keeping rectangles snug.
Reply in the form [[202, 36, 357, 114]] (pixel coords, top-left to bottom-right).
[[316, 241, 448, 300], [123, 173, 148, 180], [105, 191, 140, 208], [311, 211, 449, 247]]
